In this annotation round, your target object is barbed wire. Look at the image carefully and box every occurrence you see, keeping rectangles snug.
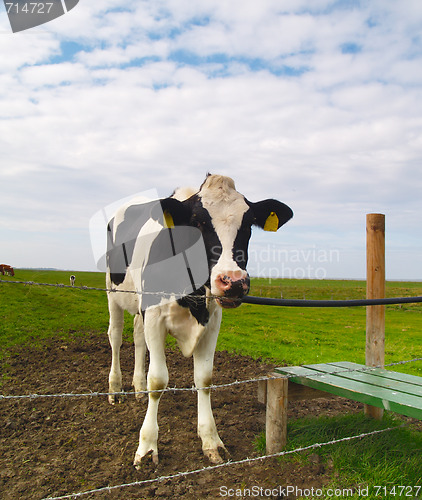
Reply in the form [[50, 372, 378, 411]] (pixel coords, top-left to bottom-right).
[[1, 357, 421, 401], [0, 278, 177, 297], [40, 425, 405, 500], [2, 278, 422, 307]]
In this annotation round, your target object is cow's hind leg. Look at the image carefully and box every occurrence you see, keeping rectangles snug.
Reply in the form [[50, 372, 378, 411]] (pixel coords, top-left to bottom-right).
[[193, 324, 227, 464], [107, 299, 124, 404], [134, 313, 168, 467], [132, 313, 147, 399]]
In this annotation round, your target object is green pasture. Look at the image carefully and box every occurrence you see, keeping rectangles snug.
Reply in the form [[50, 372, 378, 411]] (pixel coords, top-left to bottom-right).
[[1, 269, 421, 497]]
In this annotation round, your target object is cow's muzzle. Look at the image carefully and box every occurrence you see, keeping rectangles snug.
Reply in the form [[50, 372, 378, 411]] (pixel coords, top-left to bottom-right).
[[215, 272, 250, 309]]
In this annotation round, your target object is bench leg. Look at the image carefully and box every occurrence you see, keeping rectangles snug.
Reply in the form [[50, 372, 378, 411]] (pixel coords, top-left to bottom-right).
[[266, 374, 288, 454]]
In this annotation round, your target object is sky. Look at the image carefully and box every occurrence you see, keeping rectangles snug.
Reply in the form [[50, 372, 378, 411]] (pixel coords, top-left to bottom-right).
[[1, 0, 422, 280]]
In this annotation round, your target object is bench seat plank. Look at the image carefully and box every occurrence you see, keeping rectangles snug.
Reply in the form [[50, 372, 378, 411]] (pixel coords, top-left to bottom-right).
[[332, 361, 422, 388], [275, 363, 422, 419], [303, 363, 422, 397]]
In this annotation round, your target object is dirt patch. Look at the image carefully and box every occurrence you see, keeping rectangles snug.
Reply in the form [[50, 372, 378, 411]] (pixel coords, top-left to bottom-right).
[[1, 333, 365, 499]]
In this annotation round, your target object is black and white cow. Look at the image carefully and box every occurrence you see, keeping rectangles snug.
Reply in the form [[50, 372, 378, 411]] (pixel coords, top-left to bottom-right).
[[106, 174, 293, 466]]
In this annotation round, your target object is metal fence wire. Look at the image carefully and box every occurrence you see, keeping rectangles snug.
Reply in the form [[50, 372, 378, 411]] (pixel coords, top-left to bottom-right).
[[2, 277, 422, 307]]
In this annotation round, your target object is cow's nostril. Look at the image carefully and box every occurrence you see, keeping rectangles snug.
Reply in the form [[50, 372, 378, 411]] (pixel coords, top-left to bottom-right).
[[224, 278, 248, 298], [218, 275, 232, 290]]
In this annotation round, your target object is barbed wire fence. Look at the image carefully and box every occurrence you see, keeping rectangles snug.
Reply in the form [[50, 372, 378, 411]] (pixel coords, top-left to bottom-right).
[[1, 356, 421, 401], [3, 277, 422, 306], [1, 277, 421, 499], [41, 426, 406, 500]]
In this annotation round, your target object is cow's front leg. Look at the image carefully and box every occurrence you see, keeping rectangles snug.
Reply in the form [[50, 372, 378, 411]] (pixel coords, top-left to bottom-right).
[[132, 313, 147, 399], [134, 313, 168, 467], [193, 318, 227, 464], [107, 300, 124, 404]]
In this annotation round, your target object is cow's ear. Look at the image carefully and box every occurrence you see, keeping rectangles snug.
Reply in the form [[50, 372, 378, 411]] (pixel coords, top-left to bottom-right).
[[153, 198, 192, 227], [251, 199, 293, 232]]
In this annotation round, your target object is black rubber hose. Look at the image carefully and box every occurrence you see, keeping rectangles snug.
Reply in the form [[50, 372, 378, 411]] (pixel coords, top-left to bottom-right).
[[242, 295, 422, 307]]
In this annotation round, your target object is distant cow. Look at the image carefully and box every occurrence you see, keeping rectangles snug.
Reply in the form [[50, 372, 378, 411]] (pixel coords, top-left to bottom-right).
[[70, 275, 76, 286], [106, 174, 293, 466], [0, 265, 14, 276]]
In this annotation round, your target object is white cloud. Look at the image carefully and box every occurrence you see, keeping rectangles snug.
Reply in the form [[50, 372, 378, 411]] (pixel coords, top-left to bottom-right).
[[0, 32, 59, 71], [20, 61, 89, 86]]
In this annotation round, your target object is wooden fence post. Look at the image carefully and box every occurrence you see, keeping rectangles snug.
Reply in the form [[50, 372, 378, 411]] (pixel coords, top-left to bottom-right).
[[365, 213, 385, 420], [257, 379, 267, 405], [266, 375, 288, 454]]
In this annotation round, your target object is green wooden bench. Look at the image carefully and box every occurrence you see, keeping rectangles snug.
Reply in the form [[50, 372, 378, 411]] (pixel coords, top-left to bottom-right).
[[263, 361, 422, 453]]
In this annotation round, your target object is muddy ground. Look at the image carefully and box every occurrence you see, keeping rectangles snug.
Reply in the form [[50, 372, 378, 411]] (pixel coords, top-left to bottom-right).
[[1, 333, 370, 499]]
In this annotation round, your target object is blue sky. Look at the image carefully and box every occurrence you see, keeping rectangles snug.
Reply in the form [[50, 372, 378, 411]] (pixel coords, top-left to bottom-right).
[[1, 0, 422, 279]]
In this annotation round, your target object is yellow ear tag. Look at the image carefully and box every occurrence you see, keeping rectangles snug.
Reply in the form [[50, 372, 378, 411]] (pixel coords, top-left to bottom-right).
[[264, 212, 279, 232], [163, 210, 175, 229]]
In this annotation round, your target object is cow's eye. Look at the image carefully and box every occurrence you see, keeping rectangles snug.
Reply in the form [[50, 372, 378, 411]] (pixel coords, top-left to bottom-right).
[[191, 212, 211, 231], [192, 217, 207, 229], [192, 218, 203, 230]]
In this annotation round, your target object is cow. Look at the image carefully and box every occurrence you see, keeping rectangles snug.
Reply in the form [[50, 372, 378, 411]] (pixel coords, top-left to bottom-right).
[[105, 174, 293, 467], [0, 265, 14, 276]]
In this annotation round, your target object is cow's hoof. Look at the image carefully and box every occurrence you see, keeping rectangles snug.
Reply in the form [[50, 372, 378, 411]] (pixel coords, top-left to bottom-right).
[[203, 446, 228, 464], [134, 450, 159, 469], [132, 380, 147, 400], [108, 393, 124, 405], [134, 391, 146, 401]]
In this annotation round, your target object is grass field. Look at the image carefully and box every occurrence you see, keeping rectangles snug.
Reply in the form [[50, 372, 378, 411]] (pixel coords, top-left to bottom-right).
[[1, 269, 421, 498]]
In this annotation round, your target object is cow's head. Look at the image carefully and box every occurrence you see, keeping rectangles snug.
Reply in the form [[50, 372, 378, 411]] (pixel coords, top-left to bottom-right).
[[159, 174, 293, 308]]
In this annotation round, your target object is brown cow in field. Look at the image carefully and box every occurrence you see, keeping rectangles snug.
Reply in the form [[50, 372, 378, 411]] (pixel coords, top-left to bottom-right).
[[0, 265, 15, 276]]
